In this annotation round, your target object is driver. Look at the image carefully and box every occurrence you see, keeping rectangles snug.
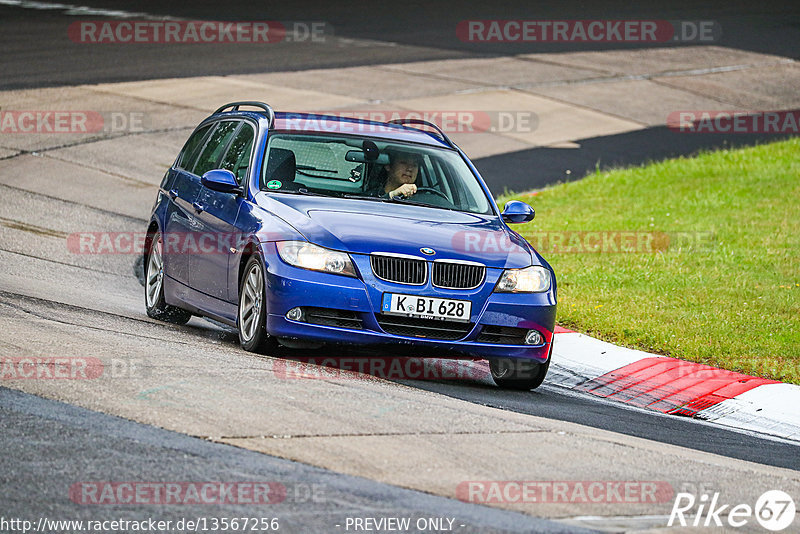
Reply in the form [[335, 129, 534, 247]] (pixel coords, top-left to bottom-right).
[[367, 150, 422, 199]]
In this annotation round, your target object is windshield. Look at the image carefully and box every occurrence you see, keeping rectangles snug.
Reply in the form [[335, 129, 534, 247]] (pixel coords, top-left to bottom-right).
[[261, 133, 493, 215]]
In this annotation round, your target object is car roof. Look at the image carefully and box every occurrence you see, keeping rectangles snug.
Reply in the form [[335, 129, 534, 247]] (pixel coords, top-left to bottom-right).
[[210, 110, 453, 149]]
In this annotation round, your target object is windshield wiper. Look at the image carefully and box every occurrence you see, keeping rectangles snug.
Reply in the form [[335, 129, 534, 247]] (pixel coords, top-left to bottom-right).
[[341, 194, 391, 202], [266, 188, 334, 197], [298, 188, 331, 196], [341, 194, 460, 212], [389, 196, 459, 212], [341, 193, 461, 212]]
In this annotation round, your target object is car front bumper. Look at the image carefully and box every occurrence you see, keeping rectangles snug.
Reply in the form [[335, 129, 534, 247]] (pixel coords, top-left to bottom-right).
[[260, 243, 557, 362]]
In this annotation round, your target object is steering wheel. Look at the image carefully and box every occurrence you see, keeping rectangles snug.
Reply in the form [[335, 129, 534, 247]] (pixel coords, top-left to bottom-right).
[[413, 187, 449, 201]]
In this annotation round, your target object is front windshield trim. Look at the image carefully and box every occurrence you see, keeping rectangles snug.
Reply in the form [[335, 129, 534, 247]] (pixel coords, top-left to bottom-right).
[[269, 124, 450, 149]]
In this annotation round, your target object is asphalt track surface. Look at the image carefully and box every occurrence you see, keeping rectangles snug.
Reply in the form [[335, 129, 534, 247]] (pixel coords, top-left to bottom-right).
[[398, 380, 800, 472], [2, 0, 799, 90], [1, 2, 799, 532], [0, 386, 585, 533]]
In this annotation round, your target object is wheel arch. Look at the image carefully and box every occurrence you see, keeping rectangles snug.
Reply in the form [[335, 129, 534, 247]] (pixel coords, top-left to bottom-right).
[[143, 220, 161, 265], [237, 240, 263, 296]]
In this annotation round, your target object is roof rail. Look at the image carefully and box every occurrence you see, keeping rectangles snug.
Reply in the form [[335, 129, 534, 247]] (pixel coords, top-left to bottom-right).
[[386, 118, 455, 148], [214, 101, 275, 128]]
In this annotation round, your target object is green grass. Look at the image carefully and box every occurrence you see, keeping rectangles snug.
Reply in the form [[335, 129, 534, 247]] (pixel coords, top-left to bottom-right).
[[498, 138, 800, 383]]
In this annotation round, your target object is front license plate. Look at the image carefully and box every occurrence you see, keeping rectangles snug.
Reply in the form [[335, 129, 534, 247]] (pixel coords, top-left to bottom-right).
[[381, 293, 471, 322]]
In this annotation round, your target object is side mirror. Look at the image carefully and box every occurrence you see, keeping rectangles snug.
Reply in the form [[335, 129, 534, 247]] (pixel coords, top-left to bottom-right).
[[201, 169, 242, 195], [501, 200, 535, 223]]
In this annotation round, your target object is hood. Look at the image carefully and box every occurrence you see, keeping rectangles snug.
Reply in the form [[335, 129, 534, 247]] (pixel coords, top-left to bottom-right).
[[255, 193, 536, 269]]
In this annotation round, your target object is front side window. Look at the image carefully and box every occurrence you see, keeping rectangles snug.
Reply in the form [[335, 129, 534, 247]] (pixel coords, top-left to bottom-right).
[[261, 133, 492, 215], [220, 122, 255, 185], [192, 121, 238, 177]]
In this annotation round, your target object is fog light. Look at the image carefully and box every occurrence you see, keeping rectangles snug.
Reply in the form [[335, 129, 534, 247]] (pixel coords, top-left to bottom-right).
[[524, 330, 543, 345], [286, 307, 304, 321]]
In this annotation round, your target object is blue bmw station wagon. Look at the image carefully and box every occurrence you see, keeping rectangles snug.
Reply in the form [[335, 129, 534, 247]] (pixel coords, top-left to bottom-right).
[[145, 102, 556, 389]]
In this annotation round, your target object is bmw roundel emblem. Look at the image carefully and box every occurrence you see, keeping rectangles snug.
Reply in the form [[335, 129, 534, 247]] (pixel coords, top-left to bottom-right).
[[420, 247, 436, 256]]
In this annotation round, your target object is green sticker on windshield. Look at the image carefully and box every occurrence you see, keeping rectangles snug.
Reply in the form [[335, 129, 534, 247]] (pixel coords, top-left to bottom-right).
[[267, 180, 282, 189]]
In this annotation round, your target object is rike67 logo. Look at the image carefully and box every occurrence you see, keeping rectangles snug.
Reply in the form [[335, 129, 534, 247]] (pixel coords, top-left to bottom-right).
[[669, 490, 796, 531]]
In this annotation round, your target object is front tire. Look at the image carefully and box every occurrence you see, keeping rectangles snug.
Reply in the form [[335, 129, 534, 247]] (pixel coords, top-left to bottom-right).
[[145, 232, 191, 325], [238, 256, 275, 353], [489, 344, 551, 391]]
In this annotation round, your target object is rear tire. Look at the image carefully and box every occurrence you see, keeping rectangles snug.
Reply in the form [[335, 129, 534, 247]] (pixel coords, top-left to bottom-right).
[[145, 232, 192, 325], [490, 344, 551, 391], [238, 256, 276, 353]]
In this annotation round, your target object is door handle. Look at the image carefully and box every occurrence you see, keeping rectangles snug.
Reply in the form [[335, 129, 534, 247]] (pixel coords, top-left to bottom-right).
[[192, 202, 204, 213], [168, 189, 178, 200]]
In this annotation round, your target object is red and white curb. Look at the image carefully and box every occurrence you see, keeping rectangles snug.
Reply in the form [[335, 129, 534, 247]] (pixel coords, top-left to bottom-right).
[[549, 327, 800, 442]]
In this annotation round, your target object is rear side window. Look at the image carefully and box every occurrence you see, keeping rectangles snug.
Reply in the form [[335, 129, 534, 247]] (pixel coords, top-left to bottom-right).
[[176, 124, 212, 170], [220, 122, 255, 185], [192, 121, 239, 176]]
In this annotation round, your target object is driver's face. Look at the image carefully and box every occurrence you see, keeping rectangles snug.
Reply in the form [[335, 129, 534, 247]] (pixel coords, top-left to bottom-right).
[[386, 157, 419, 185]]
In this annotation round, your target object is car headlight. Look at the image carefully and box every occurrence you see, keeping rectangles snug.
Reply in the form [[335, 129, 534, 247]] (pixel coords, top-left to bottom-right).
[[495, 266, 551, 293], [275, 241, 356, 277]]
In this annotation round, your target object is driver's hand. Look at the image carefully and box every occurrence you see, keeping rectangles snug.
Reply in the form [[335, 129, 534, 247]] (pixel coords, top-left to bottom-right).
[[389, 184, 417, 199]]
